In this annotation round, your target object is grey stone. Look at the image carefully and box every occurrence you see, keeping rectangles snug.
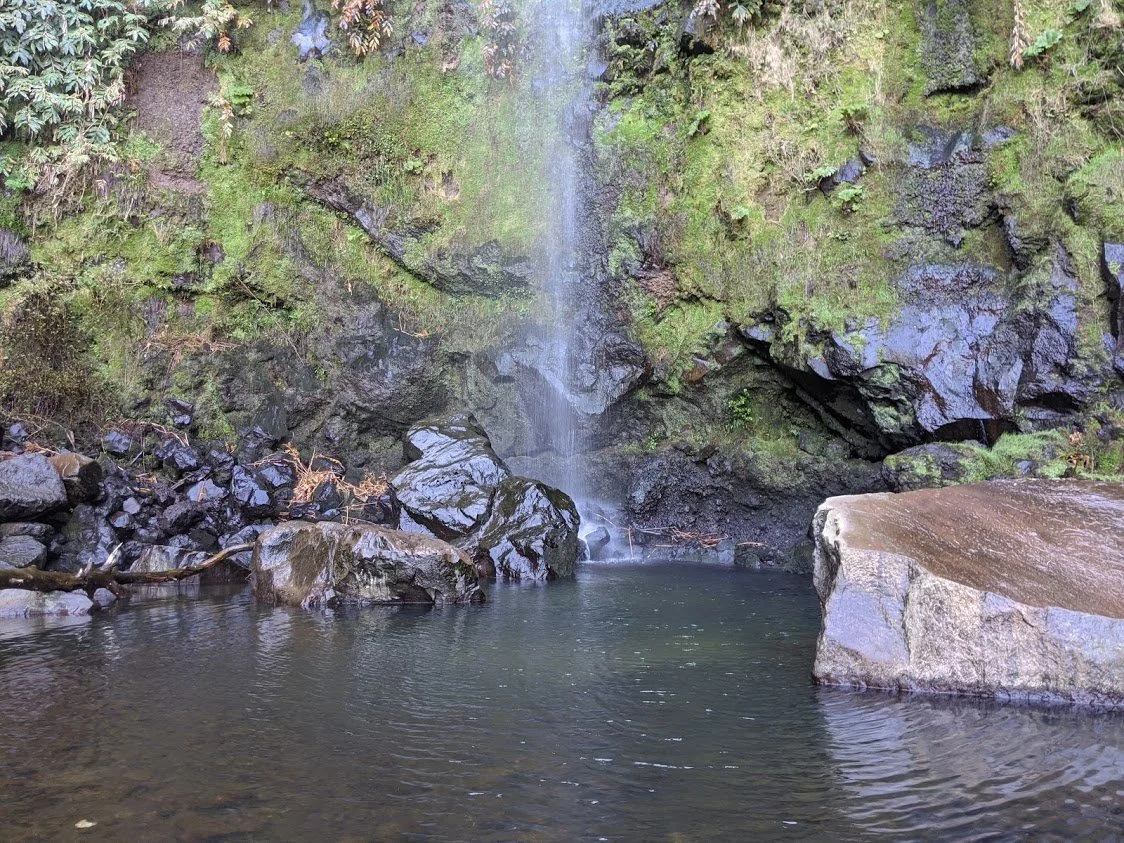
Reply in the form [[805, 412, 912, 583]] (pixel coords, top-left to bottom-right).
[[0, 535, 47, 568], [919, 0, 984, 94], [391, 414, 511, 540], [471, 477, 581, 581], [812, 480, 1124, 707], [0, 590, 92, 618], [0, 454, 69, 521], [0, 522, 54, 541], [252, 521, 484, 607], [91, 588, 117, 609]]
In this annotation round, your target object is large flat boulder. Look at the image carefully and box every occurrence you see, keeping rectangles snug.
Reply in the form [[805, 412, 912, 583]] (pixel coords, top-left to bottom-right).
[[812, 480, 1124, 707], [252, 521, 484, 608]]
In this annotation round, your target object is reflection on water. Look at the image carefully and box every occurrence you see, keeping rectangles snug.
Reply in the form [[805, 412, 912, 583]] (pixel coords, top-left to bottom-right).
[[0, 564, 1120, 841]]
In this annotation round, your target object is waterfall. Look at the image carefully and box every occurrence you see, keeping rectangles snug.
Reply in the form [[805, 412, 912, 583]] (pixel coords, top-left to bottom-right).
[[516, 0, 591, 507]]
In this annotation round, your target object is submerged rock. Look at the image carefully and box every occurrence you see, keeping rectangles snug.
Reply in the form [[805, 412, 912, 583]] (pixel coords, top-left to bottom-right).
[[0, 590, 93, 618], [0, 454, 69, 521], [252, 521, 484, 608], [812, 480, 1124, 707]]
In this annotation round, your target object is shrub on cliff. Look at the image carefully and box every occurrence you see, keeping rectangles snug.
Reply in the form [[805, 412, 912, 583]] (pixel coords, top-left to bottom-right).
[[0, 0, 155, 196]]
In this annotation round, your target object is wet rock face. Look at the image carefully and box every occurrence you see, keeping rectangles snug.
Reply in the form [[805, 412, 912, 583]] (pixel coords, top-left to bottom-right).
[[919, 0, 984, 94], [473, 477, 580, 581], [389, 413, 582, 581], [304, 178, 532, 297], [895, 129, 993, 244], [1104, 242, 1124, 366], [291, 0, 333, 61], [252, 521, 483, 608], [623, 447, 882, 568], [751, 246, 1101, 454], [813, 481, 1124, 707], [391, 414, 511, 539], [0, 228, 30, 285]]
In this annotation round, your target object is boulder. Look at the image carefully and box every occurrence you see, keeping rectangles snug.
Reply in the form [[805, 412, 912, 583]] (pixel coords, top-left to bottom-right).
[[812, 480, 1124, 707], [0, 454, 69, 521], [48, 451, 103, 505], [472, 477, 580, 581], [390, 414, 510, 540], [0, 590, 93, 618], [0, 535, 47, 568], [252, 521, 484, 608], [584, 526, 612, 560]]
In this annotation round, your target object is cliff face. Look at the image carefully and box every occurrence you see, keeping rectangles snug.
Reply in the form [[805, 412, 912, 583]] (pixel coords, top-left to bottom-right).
[[1, 0, 1121, 565]]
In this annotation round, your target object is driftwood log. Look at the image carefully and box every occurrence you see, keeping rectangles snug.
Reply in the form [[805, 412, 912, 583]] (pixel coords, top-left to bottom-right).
[[0, 543, 255, 596]]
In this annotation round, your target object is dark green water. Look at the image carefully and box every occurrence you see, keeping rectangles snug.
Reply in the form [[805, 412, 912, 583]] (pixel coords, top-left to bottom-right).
[[0, 564, 1120, 841]]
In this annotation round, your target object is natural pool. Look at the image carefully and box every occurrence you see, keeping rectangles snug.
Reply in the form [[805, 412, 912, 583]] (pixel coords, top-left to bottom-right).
[[0, 564, 1120, 840]]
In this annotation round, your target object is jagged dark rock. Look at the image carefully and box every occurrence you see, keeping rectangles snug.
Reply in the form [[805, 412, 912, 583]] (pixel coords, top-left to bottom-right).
[[390, 414, 582, 581], [472, 477, 581, 581]]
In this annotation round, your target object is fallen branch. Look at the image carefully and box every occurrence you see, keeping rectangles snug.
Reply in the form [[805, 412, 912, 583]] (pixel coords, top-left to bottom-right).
[[0, 543, 255, 595]]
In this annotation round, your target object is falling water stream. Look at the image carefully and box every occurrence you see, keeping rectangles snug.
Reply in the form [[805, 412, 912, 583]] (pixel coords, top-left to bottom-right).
[[515, 0, 593, 510]]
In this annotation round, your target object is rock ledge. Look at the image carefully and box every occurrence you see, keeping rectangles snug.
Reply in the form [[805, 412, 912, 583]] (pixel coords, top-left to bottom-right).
[[812, 480, 1124, 707]]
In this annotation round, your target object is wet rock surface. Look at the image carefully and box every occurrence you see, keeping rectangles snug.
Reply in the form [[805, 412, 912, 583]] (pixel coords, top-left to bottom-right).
[[390, 414, 510, 540], [0, 590, 93, 619], [304, 178, 533, 297], [919, 0, 984, 94], [291, 0, 333, 61], [472, 477, 581, 581], [390, 414, 582, 581], [252, 520, 483, 607], [0, 454, 69, 521], [813, 480, 1124, 706], [748, 246, 1103, 454]]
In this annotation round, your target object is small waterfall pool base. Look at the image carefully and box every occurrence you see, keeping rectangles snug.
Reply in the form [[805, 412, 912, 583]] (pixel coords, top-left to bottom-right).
[[0, 564, 1120, 840]]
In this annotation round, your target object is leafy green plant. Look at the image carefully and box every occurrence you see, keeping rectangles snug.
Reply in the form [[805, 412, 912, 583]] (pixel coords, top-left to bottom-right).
[[688, 109, 711, 137], [840, 103, 869, 134], [804, 164, 838, 185], [833, 183, 864, 213], [162, 0, 253, 54], [1022, 28, 1063, 60], [0, 0, 152, 143], [727, 389, 755, 430]]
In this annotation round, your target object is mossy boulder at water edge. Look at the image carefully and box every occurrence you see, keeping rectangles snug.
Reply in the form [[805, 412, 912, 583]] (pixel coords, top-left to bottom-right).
[[812, 480, 1124, 707], [252, 521, 484, 609]]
